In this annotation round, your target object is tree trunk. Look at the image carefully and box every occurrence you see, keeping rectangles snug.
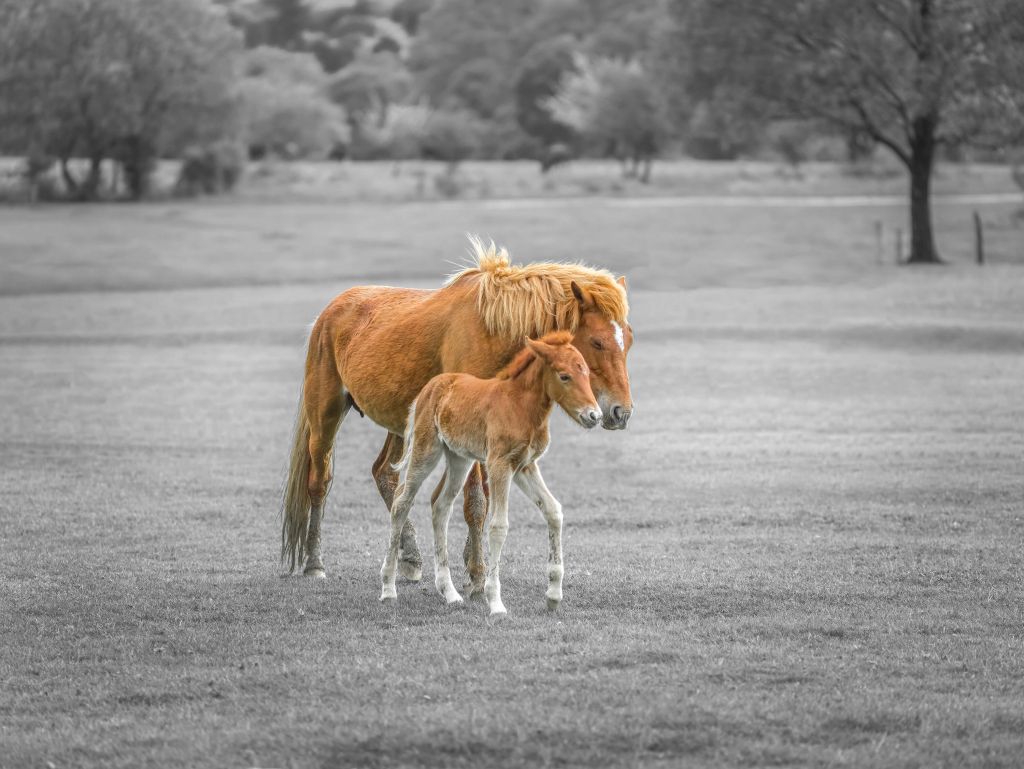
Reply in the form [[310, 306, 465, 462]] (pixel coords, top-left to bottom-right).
[[81, 155, 103, 201], [60, 158, 80, 197], [906, 120, 940, 264]]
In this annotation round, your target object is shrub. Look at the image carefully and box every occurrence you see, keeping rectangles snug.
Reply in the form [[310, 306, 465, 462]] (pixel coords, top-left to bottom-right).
[[176, 141, 246, 197], [419, 110, 483, 167], [240, 78, 349, 159]]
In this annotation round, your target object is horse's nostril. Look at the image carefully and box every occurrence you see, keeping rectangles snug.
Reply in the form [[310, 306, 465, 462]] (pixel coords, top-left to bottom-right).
[[611, 405, 624, 422]]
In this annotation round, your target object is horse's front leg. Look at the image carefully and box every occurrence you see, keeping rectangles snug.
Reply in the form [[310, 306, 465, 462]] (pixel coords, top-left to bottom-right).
[[514, 463, 563, 611], [460, 463, 488, 599], [483, 462, 512, 617], [372, 433, 422, 582]]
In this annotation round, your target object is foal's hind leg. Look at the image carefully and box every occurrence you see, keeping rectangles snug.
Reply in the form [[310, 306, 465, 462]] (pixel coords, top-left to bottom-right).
[[460, 463, 489, 599], [431, 454, 475, 605], [380, 439, 442, 602], [304, 381, 351, 578], [372, 434, 423, 582]]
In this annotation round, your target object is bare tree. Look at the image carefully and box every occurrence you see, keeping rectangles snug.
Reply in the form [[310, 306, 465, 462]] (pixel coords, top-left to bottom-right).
[[667, 0, 1024, 263]]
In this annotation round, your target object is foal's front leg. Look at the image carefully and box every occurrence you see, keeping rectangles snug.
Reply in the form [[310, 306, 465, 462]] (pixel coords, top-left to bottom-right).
[[514, 463, 564, 611], [483, 462, 513, 617]]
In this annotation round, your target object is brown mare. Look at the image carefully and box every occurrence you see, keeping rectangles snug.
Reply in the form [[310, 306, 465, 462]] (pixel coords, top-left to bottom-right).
[[381, 332, 601, 615], [282, 239, 634, 595]]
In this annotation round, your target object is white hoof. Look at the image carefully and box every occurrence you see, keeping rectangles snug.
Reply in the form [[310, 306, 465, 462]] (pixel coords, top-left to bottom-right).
[[304, 567, 327, 579], [397, 561, 422, 582], [546, 597, 560, 612], [379, 587, 397, 603], [446, 593, 464, 606]]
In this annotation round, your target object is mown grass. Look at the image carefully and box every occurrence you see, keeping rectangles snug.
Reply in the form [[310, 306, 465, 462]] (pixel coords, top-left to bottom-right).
[[1, 182, 1022, 768]]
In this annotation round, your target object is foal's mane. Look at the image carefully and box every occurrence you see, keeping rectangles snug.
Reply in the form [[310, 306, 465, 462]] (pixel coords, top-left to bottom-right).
[[448, 236, 629, 341], [496, 331, 574, 381]]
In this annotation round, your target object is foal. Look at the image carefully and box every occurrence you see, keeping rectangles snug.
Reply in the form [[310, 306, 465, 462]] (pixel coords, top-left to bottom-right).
[[379, 331, 602, 615]]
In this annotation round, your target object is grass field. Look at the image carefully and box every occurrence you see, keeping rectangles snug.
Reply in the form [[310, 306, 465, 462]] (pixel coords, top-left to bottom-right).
[[1, 174, 1023, 768]]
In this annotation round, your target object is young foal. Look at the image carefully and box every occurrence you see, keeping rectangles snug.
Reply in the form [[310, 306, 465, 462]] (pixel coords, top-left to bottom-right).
[[379, 332, 602, 616]]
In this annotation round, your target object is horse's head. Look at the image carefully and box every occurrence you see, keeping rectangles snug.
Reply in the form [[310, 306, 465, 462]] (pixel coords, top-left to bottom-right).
[[524, 334, 602, 429], [570, 279, 634, 430]]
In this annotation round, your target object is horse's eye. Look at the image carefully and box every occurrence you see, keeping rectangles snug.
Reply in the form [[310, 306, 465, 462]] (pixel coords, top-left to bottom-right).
[[591, 338, 603, 350], [559, 373, 571, 383]]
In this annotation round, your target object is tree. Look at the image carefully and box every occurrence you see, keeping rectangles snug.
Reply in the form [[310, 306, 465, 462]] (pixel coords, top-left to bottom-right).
[[545, 55, 670, 181], [514, 36, 579, 148], [668, 0, 1024, 264], [329, 51, 412, 131], [0, 0, 242, 200]]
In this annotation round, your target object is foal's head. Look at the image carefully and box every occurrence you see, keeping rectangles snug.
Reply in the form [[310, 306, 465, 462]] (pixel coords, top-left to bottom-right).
[[524, 332, 602, 429]]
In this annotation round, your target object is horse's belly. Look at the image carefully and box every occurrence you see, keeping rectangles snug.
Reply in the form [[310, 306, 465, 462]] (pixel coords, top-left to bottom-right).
[[341, 329, 439, 433]]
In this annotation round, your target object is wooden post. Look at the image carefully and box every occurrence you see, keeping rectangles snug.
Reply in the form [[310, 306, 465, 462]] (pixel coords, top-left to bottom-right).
[[874, 220, 883, 265], [974, 211, 984, 265], [895, 228, 903, 264]]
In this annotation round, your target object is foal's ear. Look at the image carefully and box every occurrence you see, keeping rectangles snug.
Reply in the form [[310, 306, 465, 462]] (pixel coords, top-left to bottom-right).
[[524, 336, 553, 363], [616, 275, 628, 291], [570, 280, 593, 310]]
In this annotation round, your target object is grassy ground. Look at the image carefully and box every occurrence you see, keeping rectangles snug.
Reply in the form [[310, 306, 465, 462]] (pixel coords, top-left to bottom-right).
[[1, 181, 1023, 768]]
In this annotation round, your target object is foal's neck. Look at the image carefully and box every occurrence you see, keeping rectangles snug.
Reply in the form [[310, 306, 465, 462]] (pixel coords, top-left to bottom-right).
[[502, 357, 553, 428]]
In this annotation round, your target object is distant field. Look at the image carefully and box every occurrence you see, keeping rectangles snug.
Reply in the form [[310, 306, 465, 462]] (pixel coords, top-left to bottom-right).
[[2, 156, 1021, 204], [1, 187, 1023, 768]]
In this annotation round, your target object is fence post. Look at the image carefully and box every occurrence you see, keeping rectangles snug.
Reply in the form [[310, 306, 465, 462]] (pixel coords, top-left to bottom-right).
[[974, 211, 985, 265], [874, 220, 883, 265], [895, 228, 903, 264]]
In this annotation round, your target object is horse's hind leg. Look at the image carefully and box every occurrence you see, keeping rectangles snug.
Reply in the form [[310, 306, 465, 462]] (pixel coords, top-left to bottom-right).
[[372, 434, 423, 582], [461, 463, 488, 598], [304, 379, 351, 578]]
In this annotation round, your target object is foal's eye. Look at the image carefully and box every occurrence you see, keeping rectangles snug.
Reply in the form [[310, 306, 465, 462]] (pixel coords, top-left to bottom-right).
[[591, 338, 603, 350], [558, 373, 571, 383]]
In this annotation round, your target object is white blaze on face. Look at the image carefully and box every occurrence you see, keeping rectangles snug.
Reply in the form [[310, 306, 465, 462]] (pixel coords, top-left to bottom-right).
[[610, 320, 625, 351]]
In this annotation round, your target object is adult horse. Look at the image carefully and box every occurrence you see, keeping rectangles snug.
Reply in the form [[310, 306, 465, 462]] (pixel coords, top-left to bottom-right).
[[281, 238, 634, 594]]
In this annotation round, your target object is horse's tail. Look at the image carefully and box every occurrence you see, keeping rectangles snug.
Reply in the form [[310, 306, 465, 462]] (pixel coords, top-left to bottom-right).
[[392, 400, 417, 476], [281, 383, 312, 573]]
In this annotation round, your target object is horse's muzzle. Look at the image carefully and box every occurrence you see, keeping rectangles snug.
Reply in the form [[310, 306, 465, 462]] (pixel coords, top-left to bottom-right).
[[603, 404, 632, 430]]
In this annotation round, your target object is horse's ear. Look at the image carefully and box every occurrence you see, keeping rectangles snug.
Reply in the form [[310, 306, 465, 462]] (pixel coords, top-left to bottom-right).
[[616, 275, 627, 291], [524, 336, 552, 363], [570, 280, 593, 310]]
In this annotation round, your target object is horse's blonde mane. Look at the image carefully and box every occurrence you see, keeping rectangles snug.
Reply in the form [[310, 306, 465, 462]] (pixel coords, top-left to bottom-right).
[[448, 236, 629, 341]]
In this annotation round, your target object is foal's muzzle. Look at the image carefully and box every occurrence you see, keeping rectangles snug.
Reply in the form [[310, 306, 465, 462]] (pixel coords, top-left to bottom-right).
[[579, 407, 602, 429]]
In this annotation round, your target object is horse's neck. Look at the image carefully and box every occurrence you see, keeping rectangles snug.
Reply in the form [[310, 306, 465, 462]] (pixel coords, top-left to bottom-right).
[[501, 360, 553, 429]]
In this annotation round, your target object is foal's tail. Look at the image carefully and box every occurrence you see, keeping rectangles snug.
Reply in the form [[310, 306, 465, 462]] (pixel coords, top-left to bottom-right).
[[392, 401, 418, 476], [281, 384, 312, 573]]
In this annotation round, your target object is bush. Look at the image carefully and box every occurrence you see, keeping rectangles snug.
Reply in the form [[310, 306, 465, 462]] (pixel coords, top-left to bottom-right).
[[176, 141, 246, 196], [240, 78, 349, 159], [419, 110, 483, 166]]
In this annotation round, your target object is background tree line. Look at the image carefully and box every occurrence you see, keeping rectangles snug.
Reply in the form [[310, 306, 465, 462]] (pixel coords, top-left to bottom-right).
[[1, 0, 1023, 261]]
